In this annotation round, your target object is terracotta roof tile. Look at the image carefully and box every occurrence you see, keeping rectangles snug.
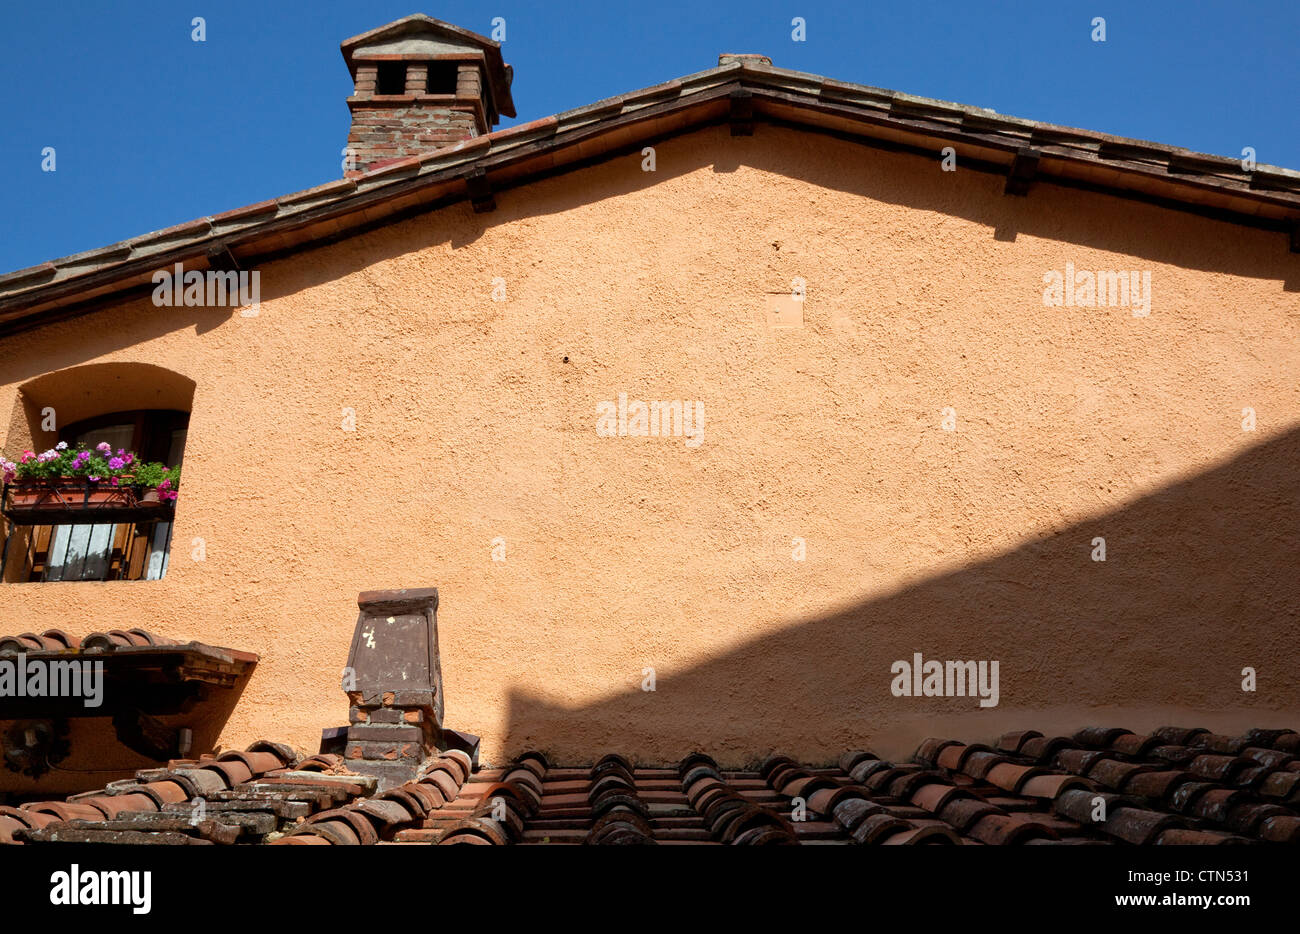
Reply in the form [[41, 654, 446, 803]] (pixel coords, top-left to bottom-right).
[[8, 723, 1300, 846], [1153, 725, 1209, 745], [995, 730, 1043, 754], [1018, 735, 1073, 763]]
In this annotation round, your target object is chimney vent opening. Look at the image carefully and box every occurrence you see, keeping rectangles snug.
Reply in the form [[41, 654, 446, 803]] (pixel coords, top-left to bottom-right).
[[376, 62, 406, 95], [426, 62, 460, 95]]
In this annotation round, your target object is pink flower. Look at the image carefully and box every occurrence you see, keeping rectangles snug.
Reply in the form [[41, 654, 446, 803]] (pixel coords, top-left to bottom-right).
[[96, 442, 111, 453]]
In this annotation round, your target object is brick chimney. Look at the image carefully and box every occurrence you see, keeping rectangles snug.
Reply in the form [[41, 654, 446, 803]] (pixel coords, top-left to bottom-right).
[[341, 14, 516, 176]]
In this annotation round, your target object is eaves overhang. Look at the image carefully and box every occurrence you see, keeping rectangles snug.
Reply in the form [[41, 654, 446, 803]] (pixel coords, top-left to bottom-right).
[[2, 60, 1298, 337]]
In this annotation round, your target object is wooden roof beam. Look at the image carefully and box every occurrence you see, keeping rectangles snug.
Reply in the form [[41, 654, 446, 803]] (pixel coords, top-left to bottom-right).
[[1005, 147, 1041, 196]]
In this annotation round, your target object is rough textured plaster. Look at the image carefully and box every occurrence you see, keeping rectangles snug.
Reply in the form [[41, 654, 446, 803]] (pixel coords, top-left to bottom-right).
[[1, 125, 1298, 789]]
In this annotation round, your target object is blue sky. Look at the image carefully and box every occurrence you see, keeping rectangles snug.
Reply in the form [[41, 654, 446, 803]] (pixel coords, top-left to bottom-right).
[[2, 0, 1297, 274]]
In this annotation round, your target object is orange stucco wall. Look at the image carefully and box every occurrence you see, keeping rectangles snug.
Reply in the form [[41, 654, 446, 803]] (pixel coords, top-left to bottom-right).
[[2, 125, 1298, 789]]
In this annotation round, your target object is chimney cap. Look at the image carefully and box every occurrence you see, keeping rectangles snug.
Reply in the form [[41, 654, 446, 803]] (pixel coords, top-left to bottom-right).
[[341, 13, 515, 118], [718, 53, 772, 67]]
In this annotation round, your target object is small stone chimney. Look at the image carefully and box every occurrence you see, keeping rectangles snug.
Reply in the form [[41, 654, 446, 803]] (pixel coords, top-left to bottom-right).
[[338, 587, 479, 790], [340, 14, 516, 176], [343, 588, 444, 788]]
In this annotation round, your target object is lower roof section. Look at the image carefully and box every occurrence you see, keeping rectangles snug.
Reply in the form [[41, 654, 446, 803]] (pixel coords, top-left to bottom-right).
[[4, 723, 1299, 845]]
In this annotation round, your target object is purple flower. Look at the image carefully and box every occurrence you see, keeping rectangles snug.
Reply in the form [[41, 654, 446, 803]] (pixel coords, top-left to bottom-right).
[[108, 457, 125, 470]]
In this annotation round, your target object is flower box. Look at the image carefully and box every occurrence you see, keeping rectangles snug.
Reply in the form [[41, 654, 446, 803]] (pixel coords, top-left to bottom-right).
[[1, 442, 179, 526], [3, 479, 174, 526]]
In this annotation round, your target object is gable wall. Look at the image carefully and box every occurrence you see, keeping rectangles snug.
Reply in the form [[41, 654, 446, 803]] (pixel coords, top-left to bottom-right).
[[1, 124, 1297, 783]]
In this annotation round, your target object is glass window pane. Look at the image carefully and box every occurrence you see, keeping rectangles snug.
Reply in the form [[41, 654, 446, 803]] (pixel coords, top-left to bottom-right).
[[146, 522, 171, 580], [166, 428, 187, 468], [46, 523, 114, 581], [74, 422, 134, 452]]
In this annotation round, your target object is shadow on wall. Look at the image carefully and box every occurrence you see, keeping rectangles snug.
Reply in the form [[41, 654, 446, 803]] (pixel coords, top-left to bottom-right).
[[7, 124, 1297, 382], [4, 361, 197, 457], [303, 124, 1300, 293], [500, 423, 1300, 767], [0, 306, 231, 389], [0, 666, 256, 799]]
